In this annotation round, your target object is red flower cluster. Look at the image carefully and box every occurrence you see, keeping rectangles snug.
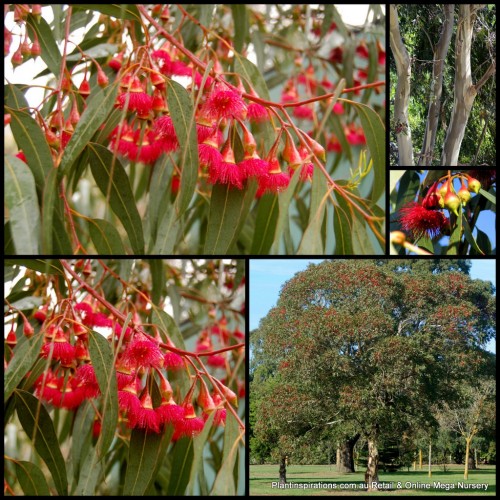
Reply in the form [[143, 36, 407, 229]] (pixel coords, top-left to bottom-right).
[[24, 298, 242, 438]]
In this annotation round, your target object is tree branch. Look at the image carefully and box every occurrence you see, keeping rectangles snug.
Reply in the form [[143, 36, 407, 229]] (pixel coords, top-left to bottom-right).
[[475, 58, 496, 93]]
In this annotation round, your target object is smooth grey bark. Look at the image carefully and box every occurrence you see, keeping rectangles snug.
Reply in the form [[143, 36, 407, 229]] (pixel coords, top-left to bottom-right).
[[389, 5, 414, 166], [418, 5, 454, 166], [441, 4, 496, 165]]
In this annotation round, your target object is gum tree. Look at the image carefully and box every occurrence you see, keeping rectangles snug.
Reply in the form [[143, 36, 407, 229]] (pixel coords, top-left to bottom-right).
[[251, 260, 495, 489]]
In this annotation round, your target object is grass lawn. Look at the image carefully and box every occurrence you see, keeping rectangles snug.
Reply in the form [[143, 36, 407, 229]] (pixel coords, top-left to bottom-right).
[[249, 464, 496, 496]]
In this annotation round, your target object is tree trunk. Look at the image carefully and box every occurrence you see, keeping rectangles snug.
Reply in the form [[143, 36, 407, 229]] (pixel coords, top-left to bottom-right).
[[428, 442, 432, 477], [365, 438, 379, 491], [418, 4, 454, 166], [464, 437, 471, 480], [279, 455, 287, 485], [389, 5, 414, 166], [419, 448, 423, 470], [468, 448, 478, 470], [337, 434, 360, 473], [441, 5, 494, 165]]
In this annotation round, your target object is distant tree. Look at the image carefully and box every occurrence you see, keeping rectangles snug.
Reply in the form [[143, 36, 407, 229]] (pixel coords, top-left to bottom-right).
[[440, 379, 496, 479]]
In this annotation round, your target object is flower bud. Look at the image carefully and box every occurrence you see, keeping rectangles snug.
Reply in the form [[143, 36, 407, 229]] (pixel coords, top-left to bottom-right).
[[467, 178, 481, 194], [6, 327, 17, 347], [197, 379, 216, 414], [23, 319, 35, 337], [457, 186, 471, 205], [444, 191, 461, 216], [30, 40, 41, 57], [20, 38, 31, 57], [97, 68, 109, 88], [79, 78, 91, 99], [282, 135, 303, 170], [11, 48, 23, 67], [390, 231, 406, 245], [31, 4, 42, 18]]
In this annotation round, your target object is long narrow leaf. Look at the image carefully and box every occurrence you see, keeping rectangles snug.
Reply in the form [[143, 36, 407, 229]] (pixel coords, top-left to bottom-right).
[[15, 461, 51, 496], [186, 412, 216, 494], [59, 84, 119, 178], [15, 390, 68, 495], [6, 107, 52, 192], [4, 334, 44, 402], [88, 330, 118, 458], [4, 155, 41, 254], [41, 167, 58, 254], [270, 169, 302, 254], [350, 101, 385, 202], [204, 182, 257, 254], [167, 437, 194, 495], [123, 425, 174, 495], [167, 80, 199, 216], [479, 188, 496, 205], [251, 194, 279, 254], [26, 14, 61, 76], [211, 411, 241, 495], [234, 55, 270, 100], [88, 218, 127, 254], [88, 142, 145, 253], [72, 4, 141, 20]]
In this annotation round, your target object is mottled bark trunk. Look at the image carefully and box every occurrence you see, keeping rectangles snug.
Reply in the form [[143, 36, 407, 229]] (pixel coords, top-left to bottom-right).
[[365, 438, 379, 491], [279, 455, 287, 484], [337, 434, 360, 473], [389, 5, 414, 166], [441, 4, 494, 165], [418, 5, 454, 166]]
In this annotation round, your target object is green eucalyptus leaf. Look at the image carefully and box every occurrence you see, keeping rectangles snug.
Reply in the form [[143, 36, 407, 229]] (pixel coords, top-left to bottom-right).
[[4, 155, 41, 254], [88, 142, 145, 254], [15, 461, 51, 496], [15, 390, 68, 495]]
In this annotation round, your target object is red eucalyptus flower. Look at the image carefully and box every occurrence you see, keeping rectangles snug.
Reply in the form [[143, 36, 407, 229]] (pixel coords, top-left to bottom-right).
[[201, 86, 246, 121], [173, 403, 205, 440], [156, 397, 185, 425], [131, 392, 161, 433], [122, 334, 164, 369], [398, 202, 449, 240], [41, 328, 76, 365]]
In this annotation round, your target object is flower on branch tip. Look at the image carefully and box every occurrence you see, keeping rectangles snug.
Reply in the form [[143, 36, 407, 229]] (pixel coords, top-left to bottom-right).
[[173, 403, 205, 440], [201, 85, 247, 121], [247, 102, 270, 123], [398, 202, 449, 241], [116, 92, 153, 119], [156, 397, 185, 425], [164, 350, 185, 371], [122, 334, 164, 369], [41, 329, 76, 366], [132, 392, 161, 433], [153, 116, 179, 151], [256, 158, 290, 196]]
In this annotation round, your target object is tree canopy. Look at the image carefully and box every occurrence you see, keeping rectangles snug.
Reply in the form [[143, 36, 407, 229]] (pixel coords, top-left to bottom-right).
[[250, 259, 496, 489]]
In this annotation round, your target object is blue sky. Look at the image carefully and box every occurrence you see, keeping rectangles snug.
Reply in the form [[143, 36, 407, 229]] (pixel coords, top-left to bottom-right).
[[250, 259, 496, 353]]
